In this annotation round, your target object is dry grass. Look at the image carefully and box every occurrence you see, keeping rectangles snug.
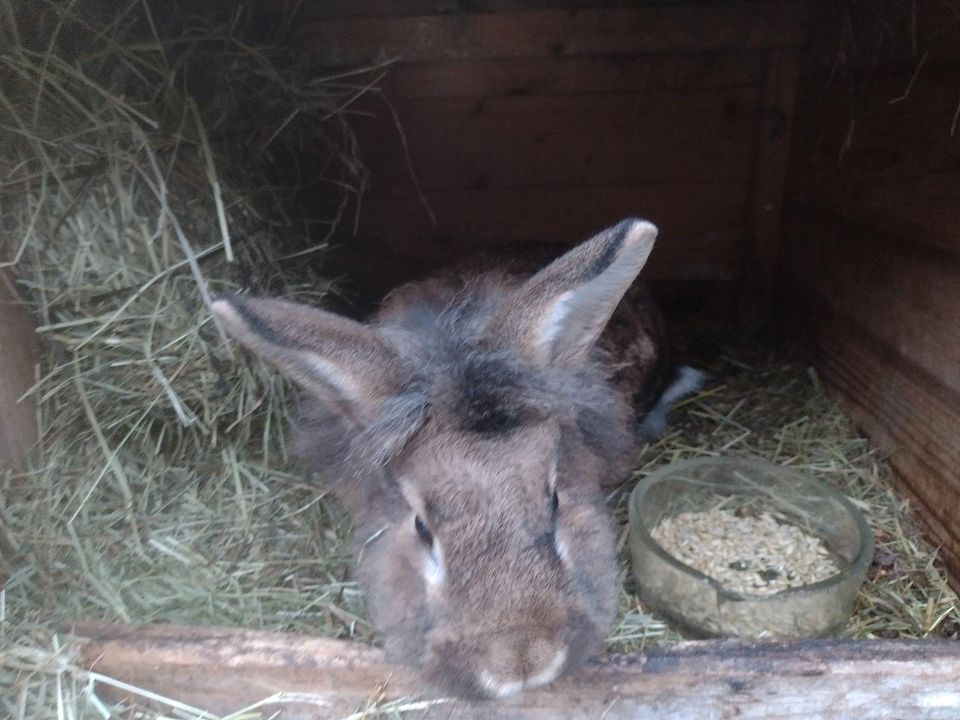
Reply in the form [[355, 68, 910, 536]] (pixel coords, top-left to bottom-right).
[[1, 2, 957, 718], [0, 0, 379, 716]]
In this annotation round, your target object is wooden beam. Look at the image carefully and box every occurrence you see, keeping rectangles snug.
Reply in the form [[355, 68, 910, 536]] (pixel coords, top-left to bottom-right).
[[352, 183, 748, 278], [789, 69, 960, 261], [383, 51, 768, 99], [778, 210, 960, 592], [67, 621, 960, 719], [295, 3, 810, 65], [357, 88, 760, 192], [0, 269, 36, 470], [738, 47, 801, 330]]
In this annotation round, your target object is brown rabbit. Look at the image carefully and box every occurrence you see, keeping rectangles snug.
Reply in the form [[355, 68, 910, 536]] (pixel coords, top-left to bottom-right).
[[211, 219, 703, 699]]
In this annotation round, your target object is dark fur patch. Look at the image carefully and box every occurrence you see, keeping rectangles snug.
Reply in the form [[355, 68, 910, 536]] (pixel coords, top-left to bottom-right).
[[227, 296, 296, 349], [584, 218, 629, 279], [457, 354, 537, 435], [291, 268, 639, 488], [578, 217, 638, 283]]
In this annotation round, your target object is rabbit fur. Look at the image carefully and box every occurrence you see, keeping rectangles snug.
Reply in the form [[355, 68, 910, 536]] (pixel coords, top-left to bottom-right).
[[211, 218, 703, 699]]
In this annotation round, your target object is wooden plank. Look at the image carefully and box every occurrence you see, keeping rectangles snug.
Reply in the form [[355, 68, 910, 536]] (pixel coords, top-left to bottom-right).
[[295, 3, 810, 64], [802, 167, 960, 261], [780, 211, 960, 398], [67, 621, 960, 719], [779, 292, 960, 594], [738, 48, 801, 329], [778, 211, 960, 591], [375, 86, 761, 135], [788, 67, 960, 259], [795, 137, 960, 261], [295, 0, 460, 18], [297, 0, 721, 19], [353, 183, 748, 280], [801, 0, 960, 67], [384, 51, 768, 98], [355, 88, 760, 192], [0, 270, 37, 470], [783, 1, 960, 594], [817, 332, 960, 594]]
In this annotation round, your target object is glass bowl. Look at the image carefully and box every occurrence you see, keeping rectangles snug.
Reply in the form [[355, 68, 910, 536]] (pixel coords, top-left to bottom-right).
[[628, 456, 874, 639]]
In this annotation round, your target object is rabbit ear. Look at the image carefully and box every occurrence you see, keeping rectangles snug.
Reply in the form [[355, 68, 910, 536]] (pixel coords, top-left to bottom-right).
[[212, 294, 408, 424], [494, 218, 658, 367]]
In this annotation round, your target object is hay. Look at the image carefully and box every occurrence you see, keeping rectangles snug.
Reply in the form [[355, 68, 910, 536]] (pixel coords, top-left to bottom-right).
[[0, 0, 380, 716], [0, 3, 957, 718]]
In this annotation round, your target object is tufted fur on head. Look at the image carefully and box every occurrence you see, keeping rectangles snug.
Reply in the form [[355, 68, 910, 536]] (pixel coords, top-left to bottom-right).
[[212, 218, 698, 699]]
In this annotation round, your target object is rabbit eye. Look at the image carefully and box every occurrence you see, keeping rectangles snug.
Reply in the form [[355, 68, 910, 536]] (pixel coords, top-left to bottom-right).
[[414, 515, 434, 547], [550, 489, 559, 516]]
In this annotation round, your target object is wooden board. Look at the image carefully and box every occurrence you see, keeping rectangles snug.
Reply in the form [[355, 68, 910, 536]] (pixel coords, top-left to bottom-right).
[[291, 3, 806, 308], [355, 88, 760, 192], [809, 326, 960, 591], [295, 3, 809, 64], [782, 213, 960, 397], [295, 0, 762, 20], [0, 270, 36, 470], [790, 71, 960, 260], [344, 83, 758, 292], [782, 0, 960, 589], [353, 184, 747, 276], [383, 51, 768, 98], [778, 211, 960, 591], [738, 48, 800, 329], [67, 621, 960, 719]]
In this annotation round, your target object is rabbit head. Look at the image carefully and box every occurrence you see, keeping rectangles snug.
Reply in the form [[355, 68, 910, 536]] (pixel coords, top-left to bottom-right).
[[211, 218, 659, 699]]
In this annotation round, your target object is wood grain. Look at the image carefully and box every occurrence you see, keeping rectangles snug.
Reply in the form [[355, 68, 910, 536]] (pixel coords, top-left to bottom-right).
[[347, 84, 757, 290], [356, 88, 760, 192], [738, 48, 801, 329], [778, 211, 960, 591], [293, 4, 806, 291], [296, 0, 770, 20], [296, 3, 809, 64], [67, 621, 960, 720], [383, 51, 768, 98], [0, 270, 37, 470], [790, 72, 960, 260], [782, 212, 960, 397], [353, 184, 746, 279], [813, 332, 960, 590], [782, 0, 960, 589]]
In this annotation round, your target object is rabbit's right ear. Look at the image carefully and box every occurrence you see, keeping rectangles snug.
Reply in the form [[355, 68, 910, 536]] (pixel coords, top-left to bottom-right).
[[211, 295, 408, 424], [493, 218, 658, 367]]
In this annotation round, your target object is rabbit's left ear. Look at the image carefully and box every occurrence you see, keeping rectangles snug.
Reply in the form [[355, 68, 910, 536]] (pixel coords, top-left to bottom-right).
[[491, 218, 658, 367], [212, 295, 411, 425]]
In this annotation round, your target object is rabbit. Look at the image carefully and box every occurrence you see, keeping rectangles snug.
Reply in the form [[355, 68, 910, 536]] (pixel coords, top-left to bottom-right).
[[211, 218, 703, 700]]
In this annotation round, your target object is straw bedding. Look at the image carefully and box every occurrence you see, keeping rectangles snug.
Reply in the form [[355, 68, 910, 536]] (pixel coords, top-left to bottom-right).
[[0, 1, 376, 716], [1, 2, 957, 718], [608, 344, 960, 650]]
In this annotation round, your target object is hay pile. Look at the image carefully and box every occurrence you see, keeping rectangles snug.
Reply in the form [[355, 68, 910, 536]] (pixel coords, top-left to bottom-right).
[[0, 1, 381, 716]]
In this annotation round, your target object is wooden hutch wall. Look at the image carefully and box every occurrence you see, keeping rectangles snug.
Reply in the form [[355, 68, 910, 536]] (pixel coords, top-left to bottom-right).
[[290, 0, 808, 309], [781, 0, 960, 588]]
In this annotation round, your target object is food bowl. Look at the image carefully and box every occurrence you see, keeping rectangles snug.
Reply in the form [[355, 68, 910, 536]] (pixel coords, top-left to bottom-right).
[[628, 456, 874, 639]]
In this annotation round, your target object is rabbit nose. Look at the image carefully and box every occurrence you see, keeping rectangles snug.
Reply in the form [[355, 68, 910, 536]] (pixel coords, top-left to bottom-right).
[[477, 637, 568, 698]]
